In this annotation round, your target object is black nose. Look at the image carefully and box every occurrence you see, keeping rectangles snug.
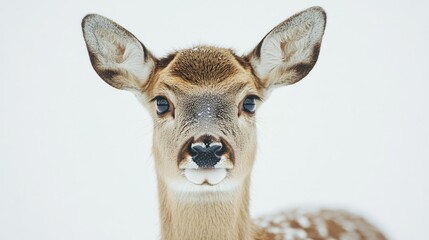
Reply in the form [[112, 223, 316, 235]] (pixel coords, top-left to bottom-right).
[[188, 136, 223, 168]]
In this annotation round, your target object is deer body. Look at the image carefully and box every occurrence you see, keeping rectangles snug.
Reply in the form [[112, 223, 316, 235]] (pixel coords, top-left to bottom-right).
[[82, 7, 386, 240]]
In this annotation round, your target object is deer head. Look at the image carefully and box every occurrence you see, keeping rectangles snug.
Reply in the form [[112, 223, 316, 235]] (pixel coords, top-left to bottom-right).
[[82, 7, 326, 196]]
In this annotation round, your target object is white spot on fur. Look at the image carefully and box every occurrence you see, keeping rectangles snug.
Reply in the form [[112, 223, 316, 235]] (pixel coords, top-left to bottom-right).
[[315, 217, 328, 237], [297, 215, 310, 228]]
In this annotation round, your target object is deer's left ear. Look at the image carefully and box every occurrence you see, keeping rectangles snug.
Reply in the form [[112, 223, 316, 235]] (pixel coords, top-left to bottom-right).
[[247, 7, 326, 89]]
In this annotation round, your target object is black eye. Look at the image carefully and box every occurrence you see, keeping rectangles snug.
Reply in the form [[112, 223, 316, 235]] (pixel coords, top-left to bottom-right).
[[156, 96, 170, 115], [242, 96, 256, 113]]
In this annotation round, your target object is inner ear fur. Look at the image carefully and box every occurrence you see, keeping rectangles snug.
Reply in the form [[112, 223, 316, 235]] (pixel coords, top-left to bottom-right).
[[82, 14, 156, 91], [247, 6, 327, 89]]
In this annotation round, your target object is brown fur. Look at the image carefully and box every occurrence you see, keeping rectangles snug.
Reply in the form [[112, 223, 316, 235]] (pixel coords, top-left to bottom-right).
[[170, 47, 239, 84], [144, 46, 264, 100]]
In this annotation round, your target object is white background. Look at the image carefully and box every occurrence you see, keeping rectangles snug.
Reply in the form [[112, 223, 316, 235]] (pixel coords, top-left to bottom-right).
[[1, 0, 428, 239]]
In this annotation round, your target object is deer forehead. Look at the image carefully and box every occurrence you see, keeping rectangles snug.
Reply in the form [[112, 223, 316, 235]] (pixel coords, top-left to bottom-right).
[[147, 46, 263, 98]]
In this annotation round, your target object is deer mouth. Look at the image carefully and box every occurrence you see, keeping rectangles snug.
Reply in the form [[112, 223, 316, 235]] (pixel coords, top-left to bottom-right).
[[177, 136, 234, 185], [182, 168, 228, 185], [179, 154, 232, 186]]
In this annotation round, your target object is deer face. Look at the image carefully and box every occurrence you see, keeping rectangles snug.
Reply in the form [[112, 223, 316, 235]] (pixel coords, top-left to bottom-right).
[[146, 47, 263, 192], [82, 7, 326, 193]]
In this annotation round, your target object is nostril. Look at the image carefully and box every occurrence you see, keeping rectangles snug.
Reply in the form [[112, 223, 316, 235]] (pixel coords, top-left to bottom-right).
[[188, 144, 198, 157], [214, 145, 225, 158]]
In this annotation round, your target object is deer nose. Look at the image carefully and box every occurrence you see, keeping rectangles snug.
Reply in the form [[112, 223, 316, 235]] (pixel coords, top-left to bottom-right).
[[178, 135, 234, 170], [188, 135, 224, 168]]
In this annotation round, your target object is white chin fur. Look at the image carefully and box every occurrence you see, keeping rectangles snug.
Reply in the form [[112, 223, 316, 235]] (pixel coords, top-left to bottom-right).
[[184, 168, 227, 185]]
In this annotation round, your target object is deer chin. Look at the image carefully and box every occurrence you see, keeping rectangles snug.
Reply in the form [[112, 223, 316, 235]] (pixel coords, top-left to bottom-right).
[[183, 168, 228, 185]]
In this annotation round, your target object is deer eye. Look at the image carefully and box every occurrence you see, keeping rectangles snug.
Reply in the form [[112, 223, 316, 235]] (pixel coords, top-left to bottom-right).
[[156, 96, 170, 115], [242, 96, 256, 113]]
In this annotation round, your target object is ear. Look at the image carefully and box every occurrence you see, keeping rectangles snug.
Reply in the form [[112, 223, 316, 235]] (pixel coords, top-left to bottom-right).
[[247, 7, 326, 89], [82, 14, 156, 91]]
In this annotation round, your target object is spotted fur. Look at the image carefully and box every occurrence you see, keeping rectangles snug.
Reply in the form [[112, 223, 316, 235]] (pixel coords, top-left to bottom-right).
[[254, 209, 386, 240]]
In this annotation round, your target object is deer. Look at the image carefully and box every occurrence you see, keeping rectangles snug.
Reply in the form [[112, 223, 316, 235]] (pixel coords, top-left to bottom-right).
[[82, 6, 387, 240]]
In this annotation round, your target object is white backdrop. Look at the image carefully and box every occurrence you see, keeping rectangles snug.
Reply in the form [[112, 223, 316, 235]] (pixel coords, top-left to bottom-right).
[[1, 0, 428, 239]]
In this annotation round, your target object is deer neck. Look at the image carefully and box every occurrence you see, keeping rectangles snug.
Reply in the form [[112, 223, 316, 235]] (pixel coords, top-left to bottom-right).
[[157, 176, 258, 240]]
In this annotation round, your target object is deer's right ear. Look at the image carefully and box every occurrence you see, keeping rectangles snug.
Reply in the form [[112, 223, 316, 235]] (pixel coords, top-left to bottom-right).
[[82, 14, 156, 91]]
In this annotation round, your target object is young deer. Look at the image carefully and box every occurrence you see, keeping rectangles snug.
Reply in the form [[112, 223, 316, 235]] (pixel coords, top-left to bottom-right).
[[82, 6, 386, 240]]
